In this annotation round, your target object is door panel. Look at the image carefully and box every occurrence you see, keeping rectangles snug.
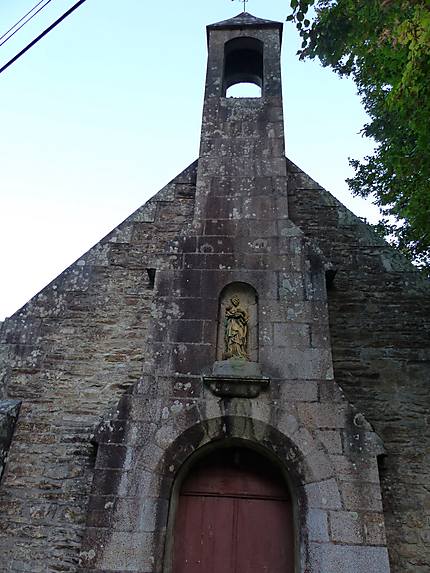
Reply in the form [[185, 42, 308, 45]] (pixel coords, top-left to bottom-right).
[[236, 497, 294, 573], [182, 449, 288, 499], [172, 448, 294, 573], [174, 495, 235, 573]]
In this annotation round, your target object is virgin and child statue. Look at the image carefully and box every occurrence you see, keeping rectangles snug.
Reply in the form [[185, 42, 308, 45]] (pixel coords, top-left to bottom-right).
[[223, 295, 249, 360]]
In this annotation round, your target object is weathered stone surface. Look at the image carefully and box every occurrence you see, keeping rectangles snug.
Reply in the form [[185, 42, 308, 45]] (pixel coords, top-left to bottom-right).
[[0, 400, 21, 481], [330, 510, 365, 544], [306, 508, 329, 542], [0, 163, 198, 571], [303, 478, 343, 510], [288, 158, 430, 571], [309, 543, 391, 573], [0, 10, 427, 573]]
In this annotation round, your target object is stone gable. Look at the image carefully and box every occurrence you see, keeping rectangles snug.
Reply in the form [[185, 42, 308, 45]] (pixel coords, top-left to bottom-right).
[[0, 13, 428, 573]]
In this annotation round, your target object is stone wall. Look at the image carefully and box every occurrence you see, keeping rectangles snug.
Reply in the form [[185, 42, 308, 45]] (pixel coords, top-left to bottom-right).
[[1, 154, 428, 573], [81, 401, 389, 573], [0, 400, 21, 482], [79, 147, 391, 572], [287, 158, 430, 573], [0, 162, 197, 572], [0, 329, 6, 400], [77, 18, 391, 566]]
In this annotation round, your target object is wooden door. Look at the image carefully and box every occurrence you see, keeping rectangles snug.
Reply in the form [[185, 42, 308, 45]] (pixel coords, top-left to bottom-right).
[[172, 448, 294, 573]]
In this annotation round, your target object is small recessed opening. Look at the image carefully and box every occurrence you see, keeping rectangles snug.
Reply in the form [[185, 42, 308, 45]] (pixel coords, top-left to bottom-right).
[[325, 269, 337, 291], [223, 37, 264, 97], [89, 439, 99, 469], [147, 268, 156, 290], [226, 82, 262, 98]]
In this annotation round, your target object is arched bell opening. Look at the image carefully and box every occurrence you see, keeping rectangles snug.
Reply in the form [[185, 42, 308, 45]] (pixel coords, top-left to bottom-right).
[[223, 37, 264, 97], [165, 443, 296, 573], [226, 82, 262, 98]]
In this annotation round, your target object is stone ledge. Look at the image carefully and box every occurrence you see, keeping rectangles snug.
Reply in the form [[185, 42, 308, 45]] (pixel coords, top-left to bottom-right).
[[203, 375, 270, 398]]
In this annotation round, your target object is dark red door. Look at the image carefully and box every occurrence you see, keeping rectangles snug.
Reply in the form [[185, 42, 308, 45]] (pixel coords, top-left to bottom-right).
[[172, 448, 294, 573]]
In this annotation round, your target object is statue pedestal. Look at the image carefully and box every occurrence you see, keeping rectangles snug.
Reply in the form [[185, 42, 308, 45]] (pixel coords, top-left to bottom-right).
[[203, 359, 270, 398]]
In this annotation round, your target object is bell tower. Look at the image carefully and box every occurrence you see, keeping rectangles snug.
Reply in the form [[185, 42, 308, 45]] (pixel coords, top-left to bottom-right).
[[196, 12, 286, 216], [203, 12, 283, 97]]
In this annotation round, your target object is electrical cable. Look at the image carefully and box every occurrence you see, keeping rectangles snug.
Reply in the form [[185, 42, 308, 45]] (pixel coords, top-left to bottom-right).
[[0, 0, 88, 76], [0, 0, 48, 41], [0, 0, 55, 48]]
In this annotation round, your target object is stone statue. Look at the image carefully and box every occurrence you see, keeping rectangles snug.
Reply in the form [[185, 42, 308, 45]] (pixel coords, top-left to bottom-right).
[[223, 295, 249, 360]]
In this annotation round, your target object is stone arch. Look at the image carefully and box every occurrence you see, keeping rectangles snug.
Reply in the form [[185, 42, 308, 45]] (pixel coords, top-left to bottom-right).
[[82, 404, 346, 572], [151, 414, 340, 573], [223, 36, 264, 95], [165, 443, 295, 573], [157, 414, 336, 490]]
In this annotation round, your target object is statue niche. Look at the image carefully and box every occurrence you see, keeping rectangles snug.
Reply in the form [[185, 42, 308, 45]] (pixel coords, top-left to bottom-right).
[[223, 295, 249, 360], [217, 283, 258, 363], [206, 282, 267, 395]]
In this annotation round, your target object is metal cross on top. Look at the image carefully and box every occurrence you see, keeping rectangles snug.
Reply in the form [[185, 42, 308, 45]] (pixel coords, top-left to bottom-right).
[[232, 0, 248, 12]]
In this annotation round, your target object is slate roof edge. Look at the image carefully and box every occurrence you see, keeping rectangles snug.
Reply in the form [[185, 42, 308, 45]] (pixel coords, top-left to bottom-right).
[[206, 12, 283, 44]]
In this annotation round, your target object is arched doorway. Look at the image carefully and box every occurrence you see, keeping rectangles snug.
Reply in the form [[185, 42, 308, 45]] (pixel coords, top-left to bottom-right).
[[172, 447, 295, 573]]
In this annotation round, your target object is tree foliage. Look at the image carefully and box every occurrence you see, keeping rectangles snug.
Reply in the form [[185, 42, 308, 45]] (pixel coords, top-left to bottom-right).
[[288, 0, 430, 267]]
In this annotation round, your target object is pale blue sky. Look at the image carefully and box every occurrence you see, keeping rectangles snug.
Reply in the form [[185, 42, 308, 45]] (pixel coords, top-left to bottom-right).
[[0, 0, 377, 320]]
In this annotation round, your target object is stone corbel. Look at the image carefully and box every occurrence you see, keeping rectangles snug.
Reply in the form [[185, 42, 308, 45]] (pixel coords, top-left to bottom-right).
[[203, 359, 270, 398]]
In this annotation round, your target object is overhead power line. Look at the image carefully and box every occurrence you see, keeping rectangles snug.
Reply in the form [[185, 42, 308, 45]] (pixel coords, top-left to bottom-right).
[[0, 0, 88, 76], [0, 0, 47, 42], [0, 0, 55, 48]]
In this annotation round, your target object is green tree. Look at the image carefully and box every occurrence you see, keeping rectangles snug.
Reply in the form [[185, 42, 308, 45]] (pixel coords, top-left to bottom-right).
[[288, 0, 430, 267]]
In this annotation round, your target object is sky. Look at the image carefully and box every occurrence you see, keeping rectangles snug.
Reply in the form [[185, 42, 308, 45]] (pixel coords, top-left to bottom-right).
[[0, 0, 378, 321]]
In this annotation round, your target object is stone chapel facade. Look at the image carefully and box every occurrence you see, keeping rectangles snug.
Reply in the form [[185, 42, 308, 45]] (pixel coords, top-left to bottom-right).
[[0, 12, 429, 573]]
